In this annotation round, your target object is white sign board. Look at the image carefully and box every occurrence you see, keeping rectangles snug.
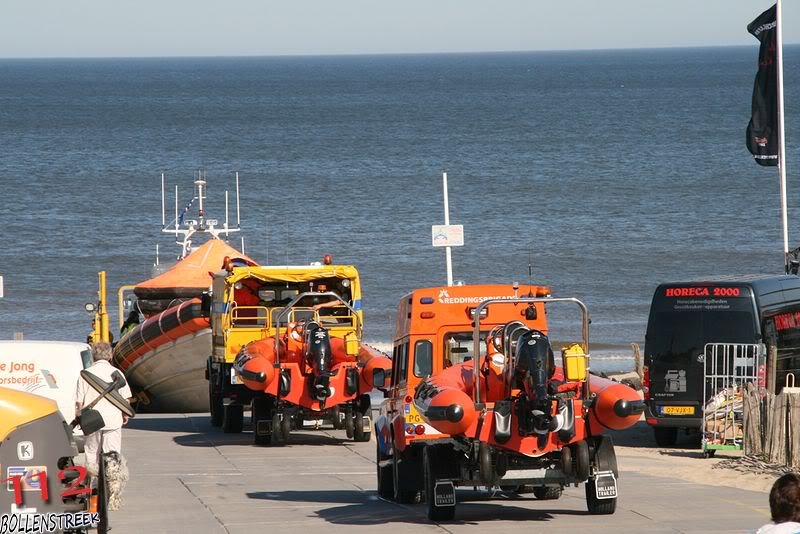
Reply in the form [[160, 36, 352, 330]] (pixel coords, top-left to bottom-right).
[[432, 225, 464, 247], [0, 275, 4, 298]]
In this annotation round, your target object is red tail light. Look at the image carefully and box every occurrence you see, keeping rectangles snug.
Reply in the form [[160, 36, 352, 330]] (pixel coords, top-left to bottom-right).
[[405, 424, 415, 435], [642, 365, 650, 401], [414, 425, 425, 435], [404, 395, 413, 404]]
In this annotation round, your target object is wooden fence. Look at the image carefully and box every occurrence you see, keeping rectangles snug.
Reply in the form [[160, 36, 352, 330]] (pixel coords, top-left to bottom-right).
[[743, 383, 800, 467]]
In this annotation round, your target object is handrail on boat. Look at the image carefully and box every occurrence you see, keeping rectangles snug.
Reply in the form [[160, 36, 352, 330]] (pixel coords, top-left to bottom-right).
[[471, 297, 591, 406]]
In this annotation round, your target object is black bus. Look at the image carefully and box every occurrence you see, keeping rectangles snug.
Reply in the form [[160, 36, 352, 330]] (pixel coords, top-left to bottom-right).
[[643, 274, 800, 447]]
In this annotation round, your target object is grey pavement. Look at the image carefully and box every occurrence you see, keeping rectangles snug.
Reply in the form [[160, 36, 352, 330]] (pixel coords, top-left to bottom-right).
[[110, 414, 771, 533]]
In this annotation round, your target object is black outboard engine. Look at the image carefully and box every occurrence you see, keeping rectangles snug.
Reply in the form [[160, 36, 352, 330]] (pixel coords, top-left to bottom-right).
[[515, 329, 557, 435], [305, 322, 332, 404]]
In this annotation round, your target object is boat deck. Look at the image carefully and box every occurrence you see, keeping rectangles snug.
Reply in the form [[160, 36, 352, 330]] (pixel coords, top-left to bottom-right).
[[111, 414, 770, 533]]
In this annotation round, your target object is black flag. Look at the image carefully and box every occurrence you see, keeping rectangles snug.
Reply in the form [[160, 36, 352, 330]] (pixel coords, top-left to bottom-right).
[[746, 4, 779, 166]]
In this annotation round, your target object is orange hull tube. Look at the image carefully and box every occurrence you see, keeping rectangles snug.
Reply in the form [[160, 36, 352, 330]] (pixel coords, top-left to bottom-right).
[[235, 337, 391, 412], [586, 374, 642, 432], [417, 362, 641, 438], [413, 362, 478, 435]]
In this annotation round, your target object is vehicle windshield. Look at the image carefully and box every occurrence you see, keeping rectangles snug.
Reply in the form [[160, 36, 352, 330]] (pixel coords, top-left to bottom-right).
[[443, 331, 488, 368], [646, 310, 757, 361]]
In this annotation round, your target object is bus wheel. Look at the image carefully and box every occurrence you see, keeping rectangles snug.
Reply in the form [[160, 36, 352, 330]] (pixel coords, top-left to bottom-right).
[[222, 404, 243, 434], [424, 446, 456, 521], [654, 427, 678, 447]]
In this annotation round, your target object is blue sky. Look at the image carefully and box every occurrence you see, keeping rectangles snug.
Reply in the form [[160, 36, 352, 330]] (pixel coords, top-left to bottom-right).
[[1, 0, 797, 58]]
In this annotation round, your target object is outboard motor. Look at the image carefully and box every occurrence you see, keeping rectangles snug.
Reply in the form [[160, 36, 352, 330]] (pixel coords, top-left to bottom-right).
[[305, 322, 333, 404], [514, 329, 557, 435]]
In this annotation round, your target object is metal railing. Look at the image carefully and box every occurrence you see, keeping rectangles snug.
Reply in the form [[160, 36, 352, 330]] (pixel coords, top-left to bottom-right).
[[273, 291, 362, 364], [471, 297, 591, 405]]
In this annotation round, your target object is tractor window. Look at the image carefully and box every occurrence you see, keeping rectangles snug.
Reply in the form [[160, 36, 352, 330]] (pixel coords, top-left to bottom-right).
[[413, 340, 433, 377], [392, 341, 409, 386], [443, 331, 488, 368]]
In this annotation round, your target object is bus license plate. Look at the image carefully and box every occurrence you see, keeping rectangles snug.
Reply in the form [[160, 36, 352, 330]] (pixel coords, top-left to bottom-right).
[[662, 406, 694, 416]]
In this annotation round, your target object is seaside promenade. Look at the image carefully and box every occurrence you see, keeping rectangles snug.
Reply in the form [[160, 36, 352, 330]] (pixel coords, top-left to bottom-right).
[[110, 414, 771, 533]]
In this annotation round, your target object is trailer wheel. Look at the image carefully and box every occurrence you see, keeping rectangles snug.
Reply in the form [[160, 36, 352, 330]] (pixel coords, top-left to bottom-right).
[[586, 478, 617, 515], [376, 440, 394, 499], [222, 404, 243, 433], [424, 446, 456, 521], [252, 397, 274, 445], [332, 406, 344, 429], [345, 405, 355, 439], [353, 396, 371, 442], [281, 411, 292, 441], [533, 486, 563, 500], [393, 448, 421, 504], [271, 411, 286, 446], [209, 368, 223, 427], [654, 427, 678, 447]]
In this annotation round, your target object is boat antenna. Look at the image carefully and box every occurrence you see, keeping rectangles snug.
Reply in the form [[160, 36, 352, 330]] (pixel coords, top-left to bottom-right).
[[161, 172, 166, 228], [235, 171, 241, 228], [174, 185, 179, 238], [527, 253, 534, 296], [225, 190, 230, 232]]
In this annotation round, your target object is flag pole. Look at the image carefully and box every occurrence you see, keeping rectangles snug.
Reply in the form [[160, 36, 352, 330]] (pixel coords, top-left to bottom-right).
[[776, 0, 790, 272]]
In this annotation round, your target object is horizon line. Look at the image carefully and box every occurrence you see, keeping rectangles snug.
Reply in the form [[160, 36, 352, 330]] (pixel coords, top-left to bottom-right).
[[2, 42, 799, 61]]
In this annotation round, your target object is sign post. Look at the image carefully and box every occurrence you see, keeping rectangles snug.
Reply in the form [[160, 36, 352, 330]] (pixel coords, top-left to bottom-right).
[[431, 172, 464, 286]]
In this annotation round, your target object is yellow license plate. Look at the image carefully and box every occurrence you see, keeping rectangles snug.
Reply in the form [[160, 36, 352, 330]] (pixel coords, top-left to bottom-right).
[[404, 403, 423, 424], [662, 406, 695, 415]]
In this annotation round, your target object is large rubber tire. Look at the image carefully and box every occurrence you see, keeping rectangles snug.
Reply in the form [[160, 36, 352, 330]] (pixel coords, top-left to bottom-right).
[[353, 394, 371, 442], [586, 478, 617, 515], [393, 449, 421, 504], [209, 370, 223, 427], [252, 397, 274, 446], [281, 411, 292, 441], [332, 406, 344, 430], [376, 440, 394, 499], [654, 427, 678, 447], [424, 446, 455, 522], [345, 406, 355, 439], [222, 404, 244, 434], [533, 486, 563, 500], [271, 411, 286, 446], [353, 415, 371, 443]]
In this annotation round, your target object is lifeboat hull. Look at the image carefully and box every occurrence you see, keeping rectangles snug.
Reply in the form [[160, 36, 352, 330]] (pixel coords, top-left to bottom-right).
[[113, 299, 211, 413]]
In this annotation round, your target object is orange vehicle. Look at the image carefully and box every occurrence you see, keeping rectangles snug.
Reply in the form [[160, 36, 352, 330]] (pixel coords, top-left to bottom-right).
[[374, 283, 550, 503], [209, 260, 391, 445], [409, 295, 643, 520]]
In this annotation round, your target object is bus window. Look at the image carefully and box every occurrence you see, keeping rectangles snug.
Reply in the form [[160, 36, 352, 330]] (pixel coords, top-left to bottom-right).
[[443, 332, 487, 368], [413, 340, 433, 377], [767, 312, 800, 392]]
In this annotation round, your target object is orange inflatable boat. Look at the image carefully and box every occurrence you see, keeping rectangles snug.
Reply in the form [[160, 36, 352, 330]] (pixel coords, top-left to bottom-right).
[[409, 297, 644, 521], [233, 318, 391, 445]]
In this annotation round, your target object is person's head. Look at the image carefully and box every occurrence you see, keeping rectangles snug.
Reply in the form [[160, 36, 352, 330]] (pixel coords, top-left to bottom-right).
[[91, 342, 113, 363], [769, 473, 800, 523]]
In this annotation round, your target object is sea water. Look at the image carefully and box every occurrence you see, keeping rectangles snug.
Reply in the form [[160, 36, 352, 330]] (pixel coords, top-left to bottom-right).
[[0, 47, 798, 372]]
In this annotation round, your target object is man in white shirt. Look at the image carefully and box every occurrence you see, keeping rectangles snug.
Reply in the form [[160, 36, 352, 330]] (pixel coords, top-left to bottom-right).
[[74, 342, 132, 476]]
